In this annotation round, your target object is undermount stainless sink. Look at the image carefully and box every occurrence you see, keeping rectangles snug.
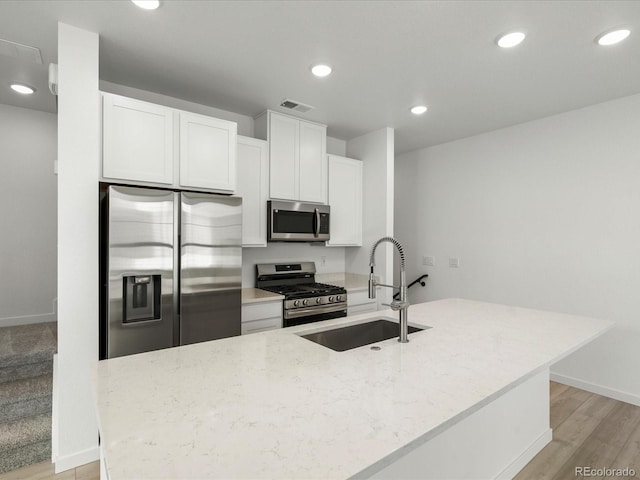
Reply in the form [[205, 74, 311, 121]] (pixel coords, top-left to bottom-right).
[[300, 318, 429, 352]]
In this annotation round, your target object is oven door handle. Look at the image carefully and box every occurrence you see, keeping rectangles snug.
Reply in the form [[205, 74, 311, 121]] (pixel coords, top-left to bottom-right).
[[284, 303, 347, 320]]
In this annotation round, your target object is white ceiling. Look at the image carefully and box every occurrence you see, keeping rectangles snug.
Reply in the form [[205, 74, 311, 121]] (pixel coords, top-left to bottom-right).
[[1, 0, 639, 154]]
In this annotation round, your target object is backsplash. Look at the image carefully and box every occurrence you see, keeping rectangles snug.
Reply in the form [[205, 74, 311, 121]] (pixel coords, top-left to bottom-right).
[[242, 244, 346, 287]]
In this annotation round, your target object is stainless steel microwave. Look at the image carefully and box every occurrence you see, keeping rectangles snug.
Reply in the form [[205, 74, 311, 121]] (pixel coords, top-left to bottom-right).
[[267, 200, 330, 242]]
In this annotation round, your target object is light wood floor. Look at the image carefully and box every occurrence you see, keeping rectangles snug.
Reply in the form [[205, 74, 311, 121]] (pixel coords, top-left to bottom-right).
[[0, 460, 99, 480], [515, 382, 640, 480], [1, 382, 638, 480]]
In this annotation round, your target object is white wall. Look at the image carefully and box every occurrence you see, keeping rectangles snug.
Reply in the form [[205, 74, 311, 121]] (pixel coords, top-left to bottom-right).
[[100, 80, 349, 158], [0, 104, 57, 327], [346, 128, 395, 305], [54, 23, 100, 471], [242, 244, 346, 287], [101, 80, 349, 279], [396, 93, 640, 405], [100, 80, 255, 137], [394, 150, 422, 295], [327, 136, 346, 156]]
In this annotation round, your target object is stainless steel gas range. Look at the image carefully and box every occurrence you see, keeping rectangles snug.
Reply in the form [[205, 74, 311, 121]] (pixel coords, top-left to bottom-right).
[[256, 262, 347, 327]]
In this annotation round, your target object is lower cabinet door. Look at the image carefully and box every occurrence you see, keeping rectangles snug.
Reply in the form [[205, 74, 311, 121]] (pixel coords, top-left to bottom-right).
[[242, 301, 283, 334]]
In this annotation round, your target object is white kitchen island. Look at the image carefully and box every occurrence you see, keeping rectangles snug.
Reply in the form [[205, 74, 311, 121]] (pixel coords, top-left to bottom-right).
[[92, 299, 612, 479]]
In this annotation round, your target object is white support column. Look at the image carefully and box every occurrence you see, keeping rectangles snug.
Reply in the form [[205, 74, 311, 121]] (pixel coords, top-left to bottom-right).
[[54, 22, 100, 472], [346, 128, 395, 306]]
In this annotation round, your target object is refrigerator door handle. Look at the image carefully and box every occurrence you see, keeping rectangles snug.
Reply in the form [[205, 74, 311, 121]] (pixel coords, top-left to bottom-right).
[[173, 192, 181, 347]]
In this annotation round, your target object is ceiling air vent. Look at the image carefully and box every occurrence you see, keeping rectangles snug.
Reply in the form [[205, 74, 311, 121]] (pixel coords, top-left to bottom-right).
[[279, 99, 314, 114]]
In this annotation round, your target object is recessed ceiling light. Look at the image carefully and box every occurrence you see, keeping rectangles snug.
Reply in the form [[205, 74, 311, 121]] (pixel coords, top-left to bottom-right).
[[410, 105, 428, 115], [10, 83, 35, 95], [131, 0, 160, 10], [311, 64, 332, 77], [596, 28, 631, 46], [496, 31, 526, 48]]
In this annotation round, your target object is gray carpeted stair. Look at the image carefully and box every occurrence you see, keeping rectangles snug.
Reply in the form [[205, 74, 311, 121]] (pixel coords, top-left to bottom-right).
[[0, 322, 56, 474], [0, 375, 53, 422]]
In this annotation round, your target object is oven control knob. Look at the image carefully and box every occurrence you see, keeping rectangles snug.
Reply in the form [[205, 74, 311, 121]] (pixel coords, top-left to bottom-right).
[[293, 300, 300, 307], [316, 298, 322, 304], [328, 296, 334, 303], [302, 299, 309, 306], [336, 295, 343, 302]]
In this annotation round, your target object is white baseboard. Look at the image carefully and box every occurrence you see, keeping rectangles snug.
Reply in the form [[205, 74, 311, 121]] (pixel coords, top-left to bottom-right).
[[0, 312, 57, 328], [496, 428, 552, 479], [54, 446, 100, 474], [550, 372, 640, 407]]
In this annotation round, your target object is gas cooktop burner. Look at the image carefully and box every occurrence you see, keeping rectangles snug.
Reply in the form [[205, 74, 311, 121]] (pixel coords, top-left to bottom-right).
[[260, 282, 346, 298]]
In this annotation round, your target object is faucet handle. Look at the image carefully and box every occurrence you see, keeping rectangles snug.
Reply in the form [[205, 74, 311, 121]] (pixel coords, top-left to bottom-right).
[[368, 274, 377, 299], [384, 300, 410, 311]]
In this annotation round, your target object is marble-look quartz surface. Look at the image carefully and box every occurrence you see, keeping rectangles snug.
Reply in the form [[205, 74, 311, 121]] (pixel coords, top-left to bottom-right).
[[241, 287, 283, 304], [92, 299, 612, 480]]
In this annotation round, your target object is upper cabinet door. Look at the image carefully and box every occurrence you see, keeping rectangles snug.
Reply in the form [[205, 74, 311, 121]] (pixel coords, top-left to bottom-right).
[[299, 121, 327, 204], [327, 155, 363, 247], [236, 136, 268, 247], [179, 112, 237, 193], [102, 94, 174, 185], [268, 113, 299, 201]]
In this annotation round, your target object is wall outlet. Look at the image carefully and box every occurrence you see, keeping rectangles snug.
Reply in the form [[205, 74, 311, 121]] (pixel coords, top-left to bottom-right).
[[449, 257, 460, 268], [422, 256, 435, 266], [320, 256, 327, 267]]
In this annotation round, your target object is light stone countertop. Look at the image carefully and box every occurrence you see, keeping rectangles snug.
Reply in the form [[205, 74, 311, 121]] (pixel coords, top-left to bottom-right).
[[93, 298, 613, 480], [241, 287, 284, 304]]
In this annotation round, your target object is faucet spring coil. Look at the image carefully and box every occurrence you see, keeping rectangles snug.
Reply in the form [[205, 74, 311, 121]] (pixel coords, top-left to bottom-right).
[[369, 236, 406, 270]]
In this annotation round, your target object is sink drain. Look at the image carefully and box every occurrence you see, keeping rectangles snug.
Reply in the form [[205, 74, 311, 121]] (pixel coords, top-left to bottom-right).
[[370, 346, 381, 351]]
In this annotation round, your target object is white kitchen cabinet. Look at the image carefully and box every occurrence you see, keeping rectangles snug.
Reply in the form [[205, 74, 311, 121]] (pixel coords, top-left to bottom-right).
[[102, 92, 237, 193], [298, 121, 327, 203], [347, 290, 377, 316], [237, 136, 268, 247], [242, 301, 282, 334], [179, 111, 237, 192], [267, 112, 298, 200], [327, 155, 363, 246], [102, 94, 174, 185], [255, 110, 327, 204]]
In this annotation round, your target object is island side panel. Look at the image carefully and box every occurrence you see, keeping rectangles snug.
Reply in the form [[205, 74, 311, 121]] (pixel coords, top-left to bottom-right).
[[367, 369, 551, 480]]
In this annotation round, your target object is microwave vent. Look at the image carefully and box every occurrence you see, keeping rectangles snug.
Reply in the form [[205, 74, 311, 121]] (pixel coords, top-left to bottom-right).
[[279, 99, 314, 113]]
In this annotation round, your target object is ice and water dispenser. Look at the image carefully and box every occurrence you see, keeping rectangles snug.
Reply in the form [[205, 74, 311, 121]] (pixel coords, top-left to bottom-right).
[[122, 275, 161, 323]]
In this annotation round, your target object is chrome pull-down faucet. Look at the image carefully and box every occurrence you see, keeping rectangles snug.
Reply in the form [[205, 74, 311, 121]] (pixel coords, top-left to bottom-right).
[[368, 237, 410, 343]]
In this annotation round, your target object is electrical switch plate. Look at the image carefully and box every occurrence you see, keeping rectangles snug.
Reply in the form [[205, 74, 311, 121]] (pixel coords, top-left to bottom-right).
[[422, 256, 435, 266], [320, 256, 327, 266], [449, 257, 460, 268]]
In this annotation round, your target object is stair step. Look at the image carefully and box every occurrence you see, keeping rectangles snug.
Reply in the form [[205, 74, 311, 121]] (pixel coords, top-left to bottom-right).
[[0, 375, 52, 422], [0, 322, 56, 372], [0, 414, 51, 453], [0, 440, 51, 475], [0, 361, 53, 384], [0, 323, 55, 474]]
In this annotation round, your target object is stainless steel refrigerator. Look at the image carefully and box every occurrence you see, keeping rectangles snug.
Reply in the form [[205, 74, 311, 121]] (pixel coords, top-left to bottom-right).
[[99, 185, 242, 359]]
